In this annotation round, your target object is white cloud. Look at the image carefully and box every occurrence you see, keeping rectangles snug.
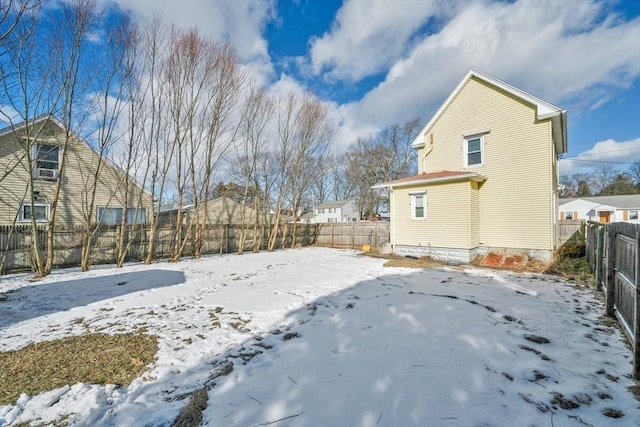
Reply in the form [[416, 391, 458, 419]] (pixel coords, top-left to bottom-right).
[[343, 0, 640, 132], [559, 137, 640, 175], [309, 0, 450, 82], [107, 0, 275, 62]]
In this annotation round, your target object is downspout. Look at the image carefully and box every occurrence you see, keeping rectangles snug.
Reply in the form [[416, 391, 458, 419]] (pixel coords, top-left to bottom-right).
[[390, 186, 395, 253]]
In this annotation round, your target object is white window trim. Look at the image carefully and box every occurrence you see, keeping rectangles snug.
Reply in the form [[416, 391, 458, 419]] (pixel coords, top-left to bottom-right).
[[19, 202, 50, 222], [410, 190, 427, 220], [32, 143, 62, 180], [463, 134, 485, 168]]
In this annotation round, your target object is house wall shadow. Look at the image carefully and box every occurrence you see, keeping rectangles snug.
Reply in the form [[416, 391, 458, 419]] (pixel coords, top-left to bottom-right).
[[92, 268, 555, 427], [0, 269, 186, 328]]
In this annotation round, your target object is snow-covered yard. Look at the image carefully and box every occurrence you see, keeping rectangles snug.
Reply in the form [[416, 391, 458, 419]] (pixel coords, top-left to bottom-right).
[[0, 247, 638, 426]]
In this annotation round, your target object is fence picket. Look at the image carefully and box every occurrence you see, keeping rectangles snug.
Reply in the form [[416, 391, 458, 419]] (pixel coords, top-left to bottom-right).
[[586, 220, 640, 380]]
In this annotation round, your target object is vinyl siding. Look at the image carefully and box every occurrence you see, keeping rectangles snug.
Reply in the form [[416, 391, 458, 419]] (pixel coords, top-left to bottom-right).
[[393, 180, 474, 249], [417, 77, 554, 251], [184, 198, 259, 225], [0, 120, 152, 226]]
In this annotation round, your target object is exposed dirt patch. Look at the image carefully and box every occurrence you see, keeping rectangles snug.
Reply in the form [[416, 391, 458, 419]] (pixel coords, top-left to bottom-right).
[[603, 408, 625, 418], [524, 335, 550, 344], [550, 392, 580, 410], [382, 256, 447, 269], [519, 344, 551, 361]]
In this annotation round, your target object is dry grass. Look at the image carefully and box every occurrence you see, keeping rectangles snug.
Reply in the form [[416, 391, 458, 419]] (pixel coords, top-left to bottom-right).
[[545, 244, 593, 284], [0, 333, 158, 406], [363, 252, 447, 269]]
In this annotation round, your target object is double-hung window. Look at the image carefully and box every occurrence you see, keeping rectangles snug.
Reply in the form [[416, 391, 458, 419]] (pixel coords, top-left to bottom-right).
[[19, 202, 49, 222], [464, 135, 484, 167], [33, 143, 60, 179], [410, 191, 427, 220]]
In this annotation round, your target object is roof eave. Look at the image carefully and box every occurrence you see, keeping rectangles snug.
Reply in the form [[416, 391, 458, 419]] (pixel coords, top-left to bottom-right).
[[373, 172, 486, 189]]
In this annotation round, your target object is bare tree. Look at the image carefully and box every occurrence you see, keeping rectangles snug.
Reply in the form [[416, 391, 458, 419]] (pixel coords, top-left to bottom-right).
[[628, 160, 640, 186], [74, 12, 137, 271], [161, 28, 246, 262], [0, 0, 42, 57], [138, 17, 173, 265], [267, 92, 333, 250], [232, 85, 272, 254], [191, 42, 245, 258], [43, 0, 98, 275], [592, 165, 617, 195], [0, 0, 94, 277], [345, 117, 420, 218]]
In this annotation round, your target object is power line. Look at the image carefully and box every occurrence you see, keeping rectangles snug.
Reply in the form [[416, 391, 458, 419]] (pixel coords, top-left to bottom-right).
[[562, 158, 637, 165]]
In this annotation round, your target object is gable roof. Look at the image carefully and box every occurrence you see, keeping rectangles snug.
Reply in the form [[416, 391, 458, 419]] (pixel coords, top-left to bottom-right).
[[560, 195, 640, 210], [159, 197, 250, 214], [373, 170, 486, 189], [316, 200, 353, 209], [0, 115, 150, 194], [411, 69, 567, 155]]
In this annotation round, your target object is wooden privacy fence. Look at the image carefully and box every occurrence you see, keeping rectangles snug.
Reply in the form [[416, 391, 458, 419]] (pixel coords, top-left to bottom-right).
[[315, 221, 390, 249], [0, 223, 318, 274], [586, 221, 640, 379], [556, 220, 585, 247]]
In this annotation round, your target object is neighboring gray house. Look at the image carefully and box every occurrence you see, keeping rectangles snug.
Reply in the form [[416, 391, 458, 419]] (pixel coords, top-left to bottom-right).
[[313, 200, 359, 223]]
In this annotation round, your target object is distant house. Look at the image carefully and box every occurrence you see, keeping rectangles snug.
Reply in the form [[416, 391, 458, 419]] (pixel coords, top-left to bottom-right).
[[374, 69, 567, 263], [313, 200, 359, 223], [559, 195, 640, 223], [0, 116, 152, 227], [158, 197, 259, 226]]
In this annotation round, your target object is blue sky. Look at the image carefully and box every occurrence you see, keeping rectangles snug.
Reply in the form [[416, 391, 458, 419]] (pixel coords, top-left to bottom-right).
[[111, 0, 639, 175]]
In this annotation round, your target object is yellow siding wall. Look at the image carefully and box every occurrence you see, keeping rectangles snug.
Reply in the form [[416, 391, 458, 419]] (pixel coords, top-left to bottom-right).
[[393, 180, 475, 249], [185, 198, 259, 225], [0, 121, 152, 227], [417, 77, 554, 250]]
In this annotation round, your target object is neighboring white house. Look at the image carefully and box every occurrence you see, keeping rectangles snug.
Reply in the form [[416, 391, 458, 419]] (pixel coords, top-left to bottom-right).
[[313, 200, 359, 223], [559, 195, 640, 223]]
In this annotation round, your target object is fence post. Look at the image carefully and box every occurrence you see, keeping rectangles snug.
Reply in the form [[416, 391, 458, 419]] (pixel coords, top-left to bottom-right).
[[331, 223, 334, 247], [605, 226, 615, 317], [374, 224, 378, 248], [351, 223, 355, 249], [596, 226, 605, 291], [634, 225, 640, 380]]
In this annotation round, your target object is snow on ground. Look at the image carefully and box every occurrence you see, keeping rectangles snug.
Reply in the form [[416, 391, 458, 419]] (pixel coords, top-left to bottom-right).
[[0, 247, 638, 426]]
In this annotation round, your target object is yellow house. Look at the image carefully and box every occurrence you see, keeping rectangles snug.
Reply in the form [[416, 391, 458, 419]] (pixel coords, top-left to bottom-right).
[[374, 69, 567, 264], [0, 116, 152, 227], [157, 197, 261, 227]]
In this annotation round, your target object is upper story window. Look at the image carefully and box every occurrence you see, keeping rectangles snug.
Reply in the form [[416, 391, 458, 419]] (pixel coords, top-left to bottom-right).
[[464, 135, 484, 168], [33, 143, 60, 179], [630, 210, 638, 220], [564, 211, 574, 220], [19, 202, 49, 222]]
